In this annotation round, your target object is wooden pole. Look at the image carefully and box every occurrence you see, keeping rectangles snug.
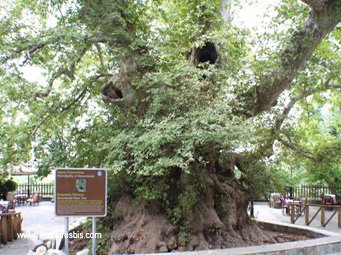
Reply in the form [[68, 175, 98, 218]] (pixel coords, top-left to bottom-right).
[[321, 207, 325, 227], [338, 208, 341, 229], [305, 205, 309, 225], [1, 215, 8, 244], [7, 215, 13, 241], [13, 214, 18, 239], [290, 203, 295, 223], [17, 213, 22, 234]]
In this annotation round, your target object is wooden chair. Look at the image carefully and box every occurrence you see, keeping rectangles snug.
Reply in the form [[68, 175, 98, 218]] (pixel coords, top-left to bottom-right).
[[27, 192, 40, 206]]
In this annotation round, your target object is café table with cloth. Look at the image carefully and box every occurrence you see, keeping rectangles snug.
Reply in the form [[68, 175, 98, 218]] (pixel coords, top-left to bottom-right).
[[14, 194, 28, 206]]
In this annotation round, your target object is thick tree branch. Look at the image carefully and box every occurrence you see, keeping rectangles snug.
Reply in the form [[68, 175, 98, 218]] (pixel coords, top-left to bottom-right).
[[271, 81, 340, 158], [32, 74, 108, 135], [275, 82, 341, 130], [85, 35, 131, 46], [326, 83, 341, 89], [35, 46, 90, 98], [95, 43, 105, 69], [255, 80, 341, 158], [237, 1, 340, 117], [59, 74, 108, 114], [300, 0, 325, 11], [60, 87, 89, 113], [2, 42, 47, 64], [277, 136, 317, 161]]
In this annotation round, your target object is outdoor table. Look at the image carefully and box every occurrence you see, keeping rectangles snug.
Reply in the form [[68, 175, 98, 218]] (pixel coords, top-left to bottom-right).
[[15, 195, 28, 206], [323, 194, 337, 205], [286, 199, 302, 216], [0, 212, 22, 244]]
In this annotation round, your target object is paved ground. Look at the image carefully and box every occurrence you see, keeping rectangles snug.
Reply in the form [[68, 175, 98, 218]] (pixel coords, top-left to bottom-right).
[[0, 202, 85, 255], [254, 202, 341, 234], [1, 201, 340, 255]]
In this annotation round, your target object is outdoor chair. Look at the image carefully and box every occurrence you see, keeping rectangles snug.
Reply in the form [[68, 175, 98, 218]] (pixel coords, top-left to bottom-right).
[[322, 194, 336, 205], [280, 196, 289, 215], [281, 196, 303, 216], [27, 192, 40, 206], [6, 192, 15, 210], [322, 194, 336, 211], [269, 193, 282, 208]]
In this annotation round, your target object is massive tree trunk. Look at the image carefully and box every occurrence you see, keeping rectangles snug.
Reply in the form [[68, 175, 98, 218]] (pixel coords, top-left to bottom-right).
[[107, 167, 263, 253], [94, 1, 341, 253]]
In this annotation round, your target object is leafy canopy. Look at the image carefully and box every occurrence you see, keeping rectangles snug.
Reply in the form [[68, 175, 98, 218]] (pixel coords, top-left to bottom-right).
[[0, 0, 340, 200]]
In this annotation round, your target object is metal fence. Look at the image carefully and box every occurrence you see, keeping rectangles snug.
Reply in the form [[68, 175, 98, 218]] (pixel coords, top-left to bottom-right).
[[16, 183, 54, 199], [284, 184, 341, 201]]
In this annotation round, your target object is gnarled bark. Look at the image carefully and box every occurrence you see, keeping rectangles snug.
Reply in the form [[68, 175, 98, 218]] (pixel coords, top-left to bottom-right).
[[107, 170, 269, 254], [101, 51, 139, 109]]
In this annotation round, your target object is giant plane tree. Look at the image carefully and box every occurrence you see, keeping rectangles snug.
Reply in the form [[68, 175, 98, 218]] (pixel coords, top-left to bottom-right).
[[0, 0, 340, 253]]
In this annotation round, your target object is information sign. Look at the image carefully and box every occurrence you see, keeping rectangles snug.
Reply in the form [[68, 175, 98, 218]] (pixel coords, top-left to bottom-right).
[[55, 168, 107, 217]]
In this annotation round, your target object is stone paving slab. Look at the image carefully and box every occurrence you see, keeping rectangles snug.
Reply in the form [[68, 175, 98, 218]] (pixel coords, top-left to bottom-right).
[[0, 201, 85, 255], [254, 202, 341, 234], [0, 238, 30, 255]]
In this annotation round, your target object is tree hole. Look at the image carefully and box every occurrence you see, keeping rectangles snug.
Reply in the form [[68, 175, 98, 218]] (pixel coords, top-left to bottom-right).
[[197, 42, 218, 65], [103, 82, 123, 100]]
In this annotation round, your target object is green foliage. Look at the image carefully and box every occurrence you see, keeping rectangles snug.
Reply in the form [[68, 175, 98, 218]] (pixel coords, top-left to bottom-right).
[[0, 177, 18, 197], [80, 217, 112, 254], [86, 219, 112, 255], [178, 231, 190, 246], [273, 91, 341, 186], [0, 1, 340, 248], [170, 185, 197, 245], [170, 185, 197, 225]]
